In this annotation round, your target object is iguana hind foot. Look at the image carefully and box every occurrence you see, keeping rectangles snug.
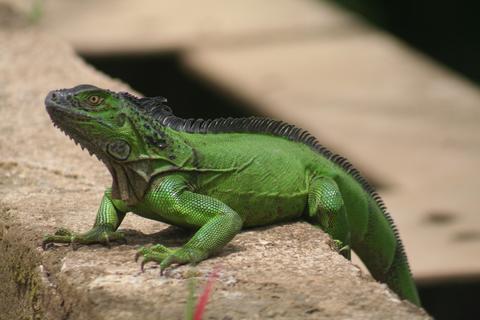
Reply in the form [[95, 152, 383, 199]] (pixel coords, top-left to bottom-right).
[[136, 244, 207, 274]]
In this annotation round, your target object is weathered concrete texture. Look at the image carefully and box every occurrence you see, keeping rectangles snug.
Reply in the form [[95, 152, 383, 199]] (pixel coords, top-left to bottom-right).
[[184, 30, 480, 282], [0, 30, 429, 319]]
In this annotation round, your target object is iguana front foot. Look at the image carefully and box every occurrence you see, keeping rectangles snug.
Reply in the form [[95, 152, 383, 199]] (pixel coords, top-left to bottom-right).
[[136, 244, 208, 274], [42, 227, 126, 250]]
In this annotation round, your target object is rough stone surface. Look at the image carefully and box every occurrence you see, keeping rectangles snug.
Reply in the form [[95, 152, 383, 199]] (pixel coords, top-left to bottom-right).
[[0, 29, 429, 319]]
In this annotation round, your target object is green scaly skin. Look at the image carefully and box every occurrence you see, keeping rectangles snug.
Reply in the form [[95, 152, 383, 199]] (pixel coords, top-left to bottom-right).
[[42, 85, 420, 306]]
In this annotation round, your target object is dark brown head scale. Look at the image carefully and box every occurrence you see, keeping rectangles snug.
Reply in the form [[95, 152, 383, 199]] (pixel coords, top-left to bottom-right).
[[138, 96, 173, 118], [119, 92, 173, 119]]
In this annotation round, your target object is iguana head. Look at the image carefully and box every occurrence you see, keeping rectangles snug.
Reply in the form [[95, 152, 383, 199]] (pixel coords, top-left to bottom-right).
[[45, 84, 175, 163], [45, 84, 192, 204]]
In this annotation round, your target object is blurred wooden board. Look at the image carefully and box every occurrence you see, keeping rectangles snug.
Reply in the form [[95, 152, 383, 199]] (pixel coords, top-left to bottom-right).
[[40, 0, 356, 53], [184, 32, 480, 282]]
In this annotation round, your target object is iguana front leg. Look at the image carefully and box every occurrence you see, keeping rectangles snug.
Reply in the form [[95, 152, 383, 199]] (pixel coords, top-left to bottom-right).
[[308, 176, 351, 259], [42, 189, 127, 249], [135, 175, 243, 273]]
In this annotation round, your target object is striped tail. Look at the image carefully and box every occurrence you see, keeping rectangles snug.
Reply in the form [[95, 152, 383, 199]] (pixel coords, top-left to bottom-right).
[[353, 199, 421, 306]]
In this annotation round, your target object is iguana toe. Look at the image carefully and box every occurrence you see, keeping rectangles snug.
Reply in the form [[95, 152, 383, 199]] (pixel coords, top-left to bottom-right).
[[135, 245, 172, 271], [160, 248, 208, 274], [135, 245, 204, 274], [331, 239, 351, 260], [42, 228, 126, 250], [54, 228, 74, 236], [159, 253, 189, 274], [42, 233, 74, 249]]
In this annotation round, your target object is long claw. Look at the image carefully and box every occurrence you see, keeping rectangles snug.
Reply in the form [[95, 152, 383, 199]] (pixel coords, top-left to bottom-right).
[[135, 245, 190, 275], [140, 259, 152, 273], [104, 234, 111, 248], [159, 255, 174, 272], [135, 251, 142, 262], [159, 259, 174, 276], [42, 240, 52, 250]]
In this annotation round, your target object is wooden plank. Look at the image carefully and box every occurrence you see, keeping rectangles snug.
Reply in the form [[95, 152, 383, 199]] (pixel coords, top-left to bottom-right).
[[40, 0, 356, 53], [184, 31, 480, 281]]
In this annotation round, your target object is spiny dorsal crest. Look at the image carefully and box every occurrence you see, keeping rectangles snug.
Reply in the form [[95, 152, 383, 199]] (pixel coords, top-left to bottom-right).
[[120, 90, 412, 276], [120, 91, 173, 119]]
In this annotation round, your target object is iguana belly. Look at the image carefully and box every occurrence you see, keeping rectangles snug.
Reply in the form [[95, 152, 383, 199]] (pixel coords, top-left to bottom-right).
[[196, 172, 309, 227], [209, 189, 308, 227]]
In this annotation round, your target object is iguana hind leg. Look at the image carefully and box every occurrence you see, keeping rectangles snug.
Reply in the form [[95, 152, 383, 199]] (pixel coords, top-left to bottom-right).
[[308, 176, 351, 259], [42, 189, 127, 249], [135, 174, 243, 273]]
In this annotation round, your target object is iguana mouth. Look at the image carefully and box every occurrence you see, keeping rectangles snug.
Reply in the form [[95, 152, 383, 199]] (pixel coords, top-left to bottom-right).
[[45, 94, 92, 122]]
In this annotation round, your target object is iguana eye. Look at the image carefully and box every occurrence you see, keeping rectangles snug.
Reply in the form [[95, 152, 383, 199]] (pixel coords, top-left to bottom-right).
[[87, 95, 103, 106]]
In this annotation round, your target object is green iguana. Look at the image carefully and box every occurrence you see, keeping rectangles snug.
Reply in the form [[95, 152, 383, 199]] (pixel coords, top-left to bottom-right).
[[42, 84, 420, 306]]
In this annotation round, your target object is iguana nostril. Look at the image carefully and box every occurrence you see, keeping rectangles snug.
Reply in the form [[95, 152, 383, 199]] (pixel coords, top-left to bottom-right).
[[45, 91, 58, 106]]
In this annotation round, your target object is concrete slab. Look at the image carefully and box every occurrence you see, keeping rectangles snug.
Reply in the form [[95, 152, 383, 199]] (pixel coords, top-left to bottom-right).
[[184, 31, 480, 281], [38, 0, 358, 53], [0, 29, 429, 319]]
